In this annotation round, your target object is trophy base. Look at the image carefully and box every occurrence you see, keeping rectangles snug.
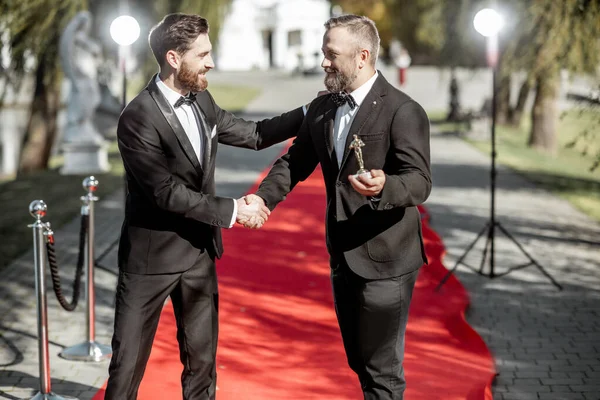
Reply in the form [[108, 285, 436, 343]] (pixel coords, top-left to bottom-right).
[[353, 170, 373, 179]]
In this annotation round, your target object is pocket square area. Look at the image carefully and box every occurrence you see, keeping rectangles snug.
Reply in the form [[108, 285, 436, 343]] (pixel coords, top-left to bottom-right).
[[211, 126, 217, 138]]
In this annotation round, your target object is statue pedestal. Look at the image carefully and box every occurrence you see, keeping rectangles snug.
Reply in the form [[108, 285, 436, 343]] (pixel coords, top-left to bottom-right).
[[60, 140, 110, 175]]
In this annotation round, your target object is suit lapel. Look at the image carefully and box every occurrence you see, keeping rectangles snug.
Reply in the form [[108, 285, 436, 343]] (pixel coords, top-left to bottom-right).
[[146, 75, 204, 177], [196, 92, 217, 169], [322, 98, 339, 173], [338, 74, 387, 175]]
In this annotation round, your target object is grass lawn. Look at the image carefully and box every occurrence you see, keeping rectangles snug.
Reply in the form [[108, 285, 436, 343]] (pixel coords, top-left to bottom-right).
[[0, 84, 261, 271], [458, 108, 600, 222], [209, 84, 261, 112]]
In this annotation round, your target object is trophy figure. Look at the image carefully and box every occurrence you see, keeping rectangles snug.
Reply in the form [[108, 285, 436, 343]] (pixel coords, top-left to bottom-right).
[[349, 134, 372, 178]]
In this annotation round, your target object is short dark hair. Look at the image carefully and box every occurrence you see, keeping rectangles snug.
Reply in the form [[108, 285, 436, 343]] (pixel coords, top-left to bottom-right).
[[148, 13, 209, 68], [325, 14, 380, 66]]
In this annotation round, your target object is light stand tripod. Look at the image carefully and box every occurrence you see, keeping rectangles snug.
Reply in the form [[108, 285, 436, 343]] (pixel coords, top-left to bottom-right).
[[435, 19, 562, 292]]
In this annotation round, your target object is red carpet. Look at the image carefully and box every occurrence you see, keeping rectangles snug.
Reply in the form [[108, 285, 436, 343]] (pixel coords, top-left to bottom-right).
[[93, 149, 495, 399]]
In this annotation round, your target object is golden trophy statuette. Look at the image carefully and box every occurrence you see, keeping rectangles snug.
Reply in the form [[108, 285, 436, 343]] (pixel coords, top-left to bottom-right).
[[349, 134, 372, 178]]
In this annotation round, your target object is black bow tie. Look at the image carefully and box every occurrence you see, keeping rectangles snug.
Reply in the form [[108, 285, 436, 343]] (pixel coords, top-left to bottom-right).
[[174, 93, 197, 108], [331, 92, 357, 110]]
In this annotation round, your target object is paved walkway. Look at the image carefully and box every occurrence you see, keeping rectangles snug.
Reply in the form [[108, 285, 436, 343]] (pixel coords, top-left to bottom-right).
[[1, 70, 599, 400]]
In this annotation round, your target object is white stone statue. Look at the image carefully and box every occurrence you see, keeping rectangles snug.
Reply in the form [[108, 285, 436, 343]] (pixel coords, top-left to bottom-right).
[[59, 11, 109, 174], [59, 11, 103, 143]]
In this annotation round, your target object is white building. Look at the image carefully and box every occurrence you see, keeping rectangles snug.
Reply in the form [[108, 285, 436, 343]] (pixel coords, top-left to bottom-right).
[[216, 0, 331, 71]]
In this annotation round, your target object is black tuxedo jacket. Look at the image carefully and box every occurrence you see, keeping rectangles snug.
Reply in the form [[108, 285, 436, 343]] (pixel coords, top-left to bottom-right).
[[117, 75, 304, 275], [256, 73, 431, 279]]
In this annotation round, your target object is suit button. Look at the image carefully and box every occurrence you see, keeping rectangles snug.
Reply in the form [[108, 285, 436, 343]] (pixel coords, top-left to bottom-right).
[[384, 203, 393, 210]]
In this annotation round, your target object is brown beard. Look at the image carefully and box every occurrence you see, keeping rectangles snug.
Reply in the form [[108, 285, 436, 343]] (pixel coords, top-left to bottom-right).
[[176, 61, 208, 92], [324, 67, 358, 93]]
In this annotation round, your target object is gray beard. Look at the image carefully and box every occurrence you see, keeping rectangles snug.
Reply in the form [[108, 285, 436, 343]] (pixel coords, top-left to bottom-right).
[[324, 70, 357, 93]]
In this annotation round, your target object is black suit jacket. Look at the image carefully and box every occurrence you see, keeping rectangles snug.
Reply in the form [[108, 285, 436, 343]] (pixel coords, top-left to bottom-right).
[[117, 75, 304, 275], [256, 73, 431, 279]]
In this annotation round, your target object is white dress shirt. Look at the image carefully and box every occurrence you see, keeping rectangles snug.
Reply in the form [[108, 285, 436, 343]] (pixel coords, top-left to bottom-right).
[[155, 76, 237, 228], [334, 71, 379, 166], [156, 76, 203, 163]]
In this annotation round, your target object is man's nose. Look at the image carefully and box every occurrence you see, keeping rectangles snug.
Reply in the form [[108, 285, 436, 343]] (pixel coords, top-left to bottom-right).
[[206, 54, 215, 69], [321, 57, 330, 69]]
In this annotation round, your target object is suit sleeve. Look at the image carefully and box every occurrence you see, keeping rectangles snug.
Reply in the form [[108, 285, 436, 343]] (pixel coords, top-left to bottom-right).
[[206, 91, 305, 150], [255, 117, 319, 210], [376, 100, 431, 210], [117, 104, 234, 227]]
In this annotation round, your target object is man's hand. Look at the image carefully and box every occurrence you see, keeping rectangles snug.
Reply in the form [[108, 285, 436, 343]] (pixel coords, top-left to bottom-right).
[[236, 195, 270, 229], [348, 169, 386, 197]]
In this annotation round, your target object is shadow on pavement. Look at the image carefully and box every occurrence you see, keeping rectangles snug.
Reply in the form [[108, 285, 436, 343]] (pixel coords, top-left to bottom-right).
[[0, 370, 98, 399]]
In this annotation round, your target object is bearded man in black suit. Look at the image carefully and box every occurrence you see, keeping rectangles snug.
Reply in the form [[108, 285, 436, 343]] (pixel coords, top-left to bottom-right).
[[246, 14, 431, 400], [105, 13, 306, 400]]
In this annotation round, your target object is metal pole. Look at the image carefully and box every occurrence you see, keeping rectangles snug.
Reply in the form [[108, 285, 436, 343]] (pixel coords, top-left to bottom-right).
[[85, 177, 97, 343], [490, 65, 498, 277], [121, 53, 127, 109], [28, 200, 72, 400], [59, 177, 111, 362], [121, 48, 128, 207], [487, 33, 499, 278]]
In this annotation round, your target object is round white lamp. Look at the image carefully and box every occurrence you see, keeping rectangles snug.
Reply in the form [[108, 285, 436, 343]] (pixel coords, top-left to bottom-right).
[[473, 8, 503, 38], [110, 15, 140, 46]]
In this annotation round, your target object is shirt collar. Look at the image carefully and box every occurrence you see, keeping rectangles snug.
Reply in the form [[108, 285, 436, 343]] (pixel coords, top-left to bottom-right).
[[155, 74, 187, 107], [348, 71, 378, 109]]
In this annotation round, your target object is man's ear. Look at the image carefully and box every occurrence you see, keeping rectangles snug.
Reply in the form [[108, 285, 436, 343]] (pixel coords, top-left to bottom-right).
[[165, 50, 180, 69], [359, 49, 370, 69]]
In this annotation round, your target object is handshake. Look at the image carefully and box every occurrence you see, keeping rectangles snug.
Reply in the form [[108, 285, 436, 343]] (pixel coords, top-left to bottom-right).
[[235, 194, 270, 229]]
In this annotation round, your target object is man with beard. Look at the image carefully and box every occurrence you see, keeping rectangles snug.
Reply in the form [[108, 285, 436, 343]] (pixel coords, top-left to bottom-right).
[[246, 15, 431, 399], [104, 13, 306, 400]]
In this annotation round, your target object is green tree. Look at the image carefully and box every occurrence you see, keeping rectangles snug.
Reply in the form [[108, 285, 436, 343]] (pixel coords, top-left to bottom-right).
[[501, 0, 600, 154]]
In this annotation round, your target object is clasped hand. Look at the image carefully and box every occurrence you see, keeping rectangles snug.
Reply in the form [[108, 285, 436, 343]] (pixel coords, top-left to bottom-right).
[[235, 194, 269, 229]]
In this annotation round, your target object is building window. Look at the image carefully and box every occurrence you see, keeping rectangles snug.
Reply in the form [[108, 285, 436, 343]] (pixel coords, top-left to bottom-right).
[[288, 30, 302, 47]]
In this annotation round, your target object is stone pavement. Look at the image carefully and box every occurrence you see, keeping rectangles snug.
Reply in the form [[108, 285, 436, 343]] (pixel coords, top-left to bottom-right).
[[427, 133, 600, 400], [1, 69, 599, 400]]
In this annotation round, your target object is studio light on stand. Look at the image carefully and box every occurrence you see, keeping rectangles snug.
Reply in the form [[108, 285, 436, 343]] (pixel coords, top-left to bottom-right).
[[436, 8, 561, 291]]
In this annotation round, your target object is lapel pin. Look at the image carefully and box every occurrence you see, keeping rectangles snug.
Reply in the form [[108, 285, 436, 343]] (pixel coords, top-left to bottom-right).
[[373, 101, 377, 105]]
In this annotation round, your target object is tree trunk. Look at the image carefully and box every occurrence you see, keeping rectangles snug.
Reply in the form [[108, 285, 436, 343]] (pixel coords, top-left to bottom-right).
[[529, 74, 560, 154], [509, 79, 531, 127], [496, 74, 511, 125], [18, 62, 60, 174]]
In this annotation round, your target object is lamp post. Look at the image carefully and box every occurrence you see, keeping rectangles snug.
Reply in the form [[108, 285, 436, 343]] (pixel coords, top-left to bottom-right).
[[473, 8, 503, 69], [110, 15, 139, 205], [109, 15, 140, 109]]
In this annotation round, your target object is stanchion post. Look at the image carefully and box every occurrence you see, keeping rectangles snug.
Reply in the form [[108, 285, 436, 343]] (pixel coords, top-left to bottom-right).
[[59, 176, 112, 362], [28, 200, 74, 400]]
